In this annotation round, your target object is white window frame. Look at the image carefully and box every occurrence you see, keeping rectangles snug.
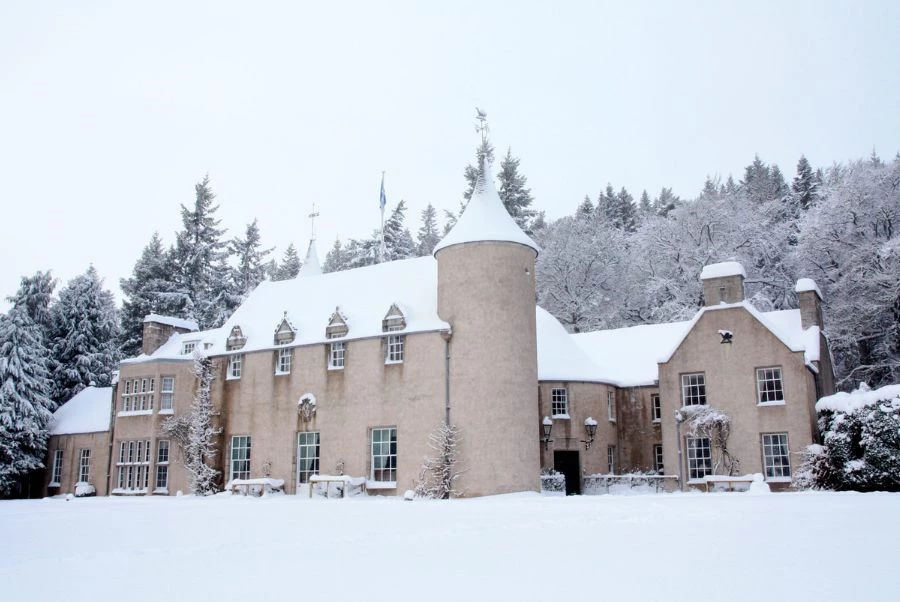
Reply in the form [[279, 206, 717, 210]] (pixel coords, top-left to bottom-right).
[[296, 431, 320, 485], [607, 390, 616, 422], [607, 445, 616, 474], [370, 427, 397, 485], [653, 444, 664, 473], [78, 449, 91, 483], [756, 367, 785, 405], [329, 340, 345, 370], [182, 341, 197, 355], [385, 334, 404, 364], [160, 376, 175, 412], [761, 433, 791, 481], [276, 347, 292, 375], [155, 440, 170, 491], [116, 439, 152, 493], [550, 388, 569, 418], [228, 354, 243, 380], [686, 437, 712, 481], [681, 373, 707, 406], [230, 435, 251, 481], [50, 449, 63, 486], [651, 394, 661, 422], [119, 376, 155, 415]]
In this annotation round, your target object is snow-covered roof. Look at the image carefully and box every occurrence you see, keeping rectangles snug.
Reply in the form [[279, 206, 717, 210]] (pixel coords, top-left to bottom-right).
[[298, 240, 322, 277], [795, 278, 823, 299], [121, 328, 224, 364], [50, 386, 112, 435], [816, 383, 900, 414], [142, 314, 199, 331], [536, 307, 604, 382], [573, 320, 692, 387], [700, 261, 746, 280], [204, 256, 450, 356], [433, 158, 539, 255]]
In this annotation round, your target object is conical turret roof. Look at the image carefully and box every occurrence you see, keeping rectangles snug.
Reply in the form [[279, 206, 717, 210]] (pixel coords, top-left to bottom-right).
[[297, 239, 322, 277], [433, 158, 539, 255]]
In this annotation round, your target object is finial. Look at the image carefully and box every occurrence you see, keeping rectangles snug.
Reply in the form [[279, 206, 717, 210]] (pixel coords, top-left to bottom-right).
[[308, 204, 320, 241], [475, 107, 489, 146]]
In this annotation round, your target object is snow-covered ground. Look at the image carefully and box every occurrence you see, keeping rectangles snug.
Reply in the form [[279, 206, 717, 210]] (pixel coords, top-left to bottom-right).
[[2, 491, 897, 601]]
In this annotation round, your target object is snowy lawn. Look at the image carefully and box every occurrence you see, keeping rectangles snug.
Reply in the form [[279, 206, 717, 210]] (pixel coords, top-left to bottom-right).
[[2, 491, 898, 601]]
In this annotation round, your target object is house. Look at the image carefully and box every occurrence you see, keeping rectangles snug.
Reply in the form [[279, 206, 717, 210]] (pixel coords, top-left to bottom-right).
[[46, 160, 834, 498]]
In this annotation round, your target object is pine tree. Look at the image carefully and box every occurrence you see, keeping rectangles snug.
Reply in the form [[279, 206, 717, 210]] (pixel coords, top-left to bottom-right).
[[119, 233, 182, 358], [497, 148, 537, 232], [653, 187, 680, 217], [272, 244, 301, 280], [416, 203, 441, 256], [0, 306, 55, 494], [49, 266, 120, 403], [638, 190, 652, 213], [463, 140, 495, 202], [615, 187, 637, 232], [323, 238, 350, 273], [791, 155, 818, 210], [8, 271, 56, 338], [577, 195, 595, 218], [229, 219, 273, 297], [170, 175, 232, 329], [383, 201, 416, 261]]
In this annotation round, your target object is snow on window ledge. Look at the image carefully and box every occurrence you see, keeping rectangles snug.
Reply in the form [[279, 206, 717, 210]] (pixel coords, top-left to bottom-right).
[[366, 481, 397, 490], [112, 488, 148, 495], [48, 482, 60, 488], [551, 413, 570, 420], [274, 370, 290, 376], [384, 359, 404, 366], [764, 476, 792, 483], [226, 375, 241, 381], [327, 365, 344, 371], [651, 419, 661, 424], [117, 410, 153, 417], [158, 409, 174, 415], [757, 400, 786, 407], [153, 488, 169, 495]]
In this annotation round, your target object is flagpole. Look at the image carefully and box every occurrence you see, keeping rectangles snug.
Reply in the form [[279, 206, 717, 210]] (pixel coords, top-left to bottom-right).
[[379, 171, 387, 263]]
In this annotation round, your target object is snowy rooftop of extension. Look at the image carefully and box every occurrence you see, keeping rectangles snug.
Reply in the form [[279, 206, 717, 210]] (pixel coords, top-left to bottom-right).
[[50, 386, 112, 435]]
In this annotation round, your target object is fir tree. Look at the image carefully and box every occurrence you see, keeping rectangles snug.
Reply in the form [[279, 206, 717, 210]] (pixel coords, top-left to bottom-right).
[[229, 219, 273, 297], [273, 243, 301, 280], [497, 148, 537, 232], [8, 271, 55, 338], [577, 195, 595, 218], [0, 306, 55, 495], [323, 238, 350, 273], [791, 155, 818, 210], [653, 187, 680, 217], [638, 190, 652, 213], [383, 201, 416, 260], [49, 266, 120, 403], [615, 187, 637, 232], [416, 203, 441, 256]]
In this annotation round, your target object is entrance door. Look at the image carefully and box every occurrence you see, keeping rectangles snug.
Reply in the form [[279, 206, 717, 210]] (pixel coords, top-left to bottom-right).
[[553, 450, 581, 495]]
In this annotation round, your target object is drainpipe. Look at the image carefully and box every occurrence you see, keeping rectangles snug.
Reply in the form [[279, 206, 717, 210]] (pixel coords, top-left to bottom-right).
[[675, 409, 685, 492], [441, 329, 452, 426]]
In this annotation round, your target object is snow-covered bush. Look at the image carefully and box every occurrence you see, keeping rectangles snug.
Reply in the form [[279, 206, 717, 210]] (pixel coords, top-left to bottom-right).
[[540, 469, 565, 495], [413, 423, 463, 499], [74, 482, 96, 497], [797, 384, 900, 491], [678, 405, 740, 475]]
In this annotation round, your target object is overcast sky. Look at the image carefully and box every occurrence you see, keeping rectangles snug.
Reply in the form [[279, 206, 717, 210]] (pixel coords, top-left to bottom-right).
[[1, 1, 897, 310]]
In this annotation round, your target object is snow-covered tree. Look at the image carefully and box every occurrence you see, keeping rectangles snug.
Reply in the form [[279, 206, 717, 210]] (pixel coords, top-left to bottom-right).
[[49, 266, 120, 403], [576, 195, 594, 218], [323, 238, 350, 273], [7, 271, 55, 338], [678, 405, 739, 476], [414, 423, 463, 499], [272, 243, 301, 281], [161, 353, 221, 495], [416, 203, 441, 256], [383, 201, 416, 261], [0, 305, 55, 494], [229, 219, 273, 297], [791, 155, 818, 211], [497, 148, 537, 233]]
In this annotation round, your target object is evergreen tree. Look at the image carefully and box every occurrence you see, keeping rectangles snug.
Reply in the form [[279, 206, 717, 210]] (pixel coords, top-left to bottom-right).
[[8, 271, 55, 338], [323, 238, 350, 273], [0, 305, 55, 495], [577, 195, 595, 218], [615, 187, 637, 232], [638, 190, 652, 213], [119, 233, 181, 358], [383, 201, 416, 260], [463, 139, 495, 202], [272, 244, 301, 280], [49, 266, 120, 403], [791, 155, 818, 210], [653, 187, 680, 217], [416, 203, 441, 256], [171, 176, 232, 329], [497, 148, 537, 232], [229, 219, 273, 297]]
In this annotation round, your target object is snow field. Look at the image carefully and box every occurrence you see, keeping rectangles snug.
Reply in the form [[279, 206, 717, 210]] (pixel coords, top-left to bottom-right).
[[1, 491, 897, 602]]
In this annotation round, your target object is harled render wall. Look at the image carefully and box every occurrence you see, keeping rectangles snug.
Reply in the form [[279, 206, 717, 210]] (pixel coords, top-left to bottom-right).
[[437, 242, 540, 496], [219, 331, 446, 495], [658, 307, 819, 490], [44, 431, 111, 496], [615, 386, 662, 473]]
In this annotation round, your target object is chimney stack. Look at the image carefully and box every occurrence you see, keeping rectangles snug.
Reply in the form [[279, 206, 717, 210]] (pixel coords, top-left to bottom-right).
[[700, 261, 746, 306], [795, 278, 824, 330], [141, 314, 199, 356]]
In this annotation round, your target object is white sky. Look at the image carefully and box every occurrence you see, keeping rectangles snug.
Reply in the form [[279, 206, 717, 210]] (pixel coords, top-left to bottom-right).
[[1, 1, 897, 310]]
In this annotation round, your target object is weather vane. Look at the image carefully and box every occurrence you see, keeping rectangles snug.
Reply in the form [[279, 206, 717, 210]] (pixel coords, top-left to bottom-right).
[[475, 107, 489, 146], [308, 204, 320, 241]]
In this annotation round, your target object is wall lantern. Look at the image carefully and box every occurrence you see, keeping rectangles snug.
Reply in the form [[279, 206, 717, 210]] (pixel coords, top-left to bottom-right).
[[581, 417, 598, 450], [541, 416, 553, 450]]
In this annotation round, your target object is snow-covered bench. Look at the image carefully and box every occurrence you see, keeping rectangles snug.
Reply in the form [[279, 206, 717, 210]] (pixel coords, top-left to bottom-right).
[[229, 478, 284, 497], [308, 475, 367, 498], [702, 475, 754, 492]]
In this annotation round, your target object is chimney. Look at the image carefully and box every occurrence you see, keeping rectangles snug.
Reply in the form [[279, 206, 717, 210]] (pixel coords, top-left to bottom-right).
[[141, 314, 199, 355], [700, 262, 746, 306], [795, 278, 824, 330]]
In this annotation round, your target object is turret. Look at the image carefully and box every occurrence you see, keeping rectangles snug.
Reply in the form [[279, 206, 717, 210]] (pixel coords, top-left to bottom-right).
[[434, 158, 540, 496]]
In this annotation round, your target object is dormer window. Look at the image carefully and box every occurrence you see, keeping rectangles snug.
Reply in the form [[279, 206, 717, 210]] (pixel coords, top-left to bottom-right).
[[181, 340, 198, 355], [383, 304, 406, 364], [274, 312, 296, 346], [326, 307, 349, 339], [227, 325, 247, 351]]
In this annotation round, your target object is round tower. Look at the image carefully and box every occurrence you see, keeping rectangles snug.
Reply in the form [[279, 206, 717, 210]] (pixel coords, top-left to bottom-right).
[[434, 158, 540, 496]]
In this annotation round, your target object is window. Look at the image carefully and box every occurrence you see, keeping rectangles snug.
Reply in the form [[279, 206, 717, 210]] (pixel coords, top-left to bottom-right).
[[156, 440, 170, 491], [385, 333, 404, 364], [276, 347, 292, 375], [329, 340, 345, 370], [120, 376, 154, 413], [370, 427, 397, 484], [296, 432, 320, 484], [686, 437, 712, 480], [607, 391, 616, 421], [757, 367, 784, 404], [182, 341, 197, 355], [228, 354, 243, 380], [78, 449, 91, 483], [116, 440, 152, 492], [681, 373, 707, 406], [50, 449, 63, 486], [550, 388, 568, 418], [651, 394, 661, 422], [762, 433, 791, 480], [607, 445, 616, 474], [231, 435, 251, 481], [160, 377, 175, 411], [653, 444, 664, 473]]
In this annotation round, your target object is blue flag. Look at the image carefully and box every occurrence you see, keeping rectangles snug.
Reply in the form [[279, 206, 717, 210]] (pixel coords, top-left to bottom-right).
[[379, 174, 387, 211]]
